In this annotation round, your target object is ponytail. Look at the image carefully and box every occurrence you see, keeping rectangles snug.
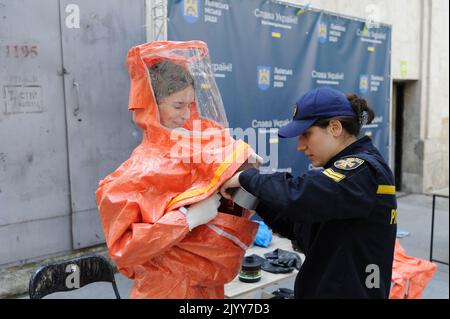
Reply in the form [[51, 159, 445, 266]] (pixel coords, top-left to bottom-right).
[[346, 93, 375, 128]]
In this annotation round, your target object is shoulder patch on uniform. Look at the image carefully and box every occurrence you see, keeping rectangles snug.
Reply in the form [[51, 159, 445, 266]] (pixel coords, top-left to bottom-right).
[[322, 168, 345, 182], [334, 157, 365, 171]]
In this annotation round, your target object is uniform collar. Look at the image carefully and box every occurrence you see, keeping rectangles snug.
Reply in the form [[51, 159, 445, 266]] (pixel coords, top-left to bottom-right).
[[324, 136, 373, 168]]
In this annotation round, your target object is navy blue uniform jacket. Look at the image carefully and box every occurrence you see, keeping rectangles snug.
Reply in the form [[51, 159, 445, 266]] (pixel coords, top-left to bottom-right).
[[240, 136, 397, 299]]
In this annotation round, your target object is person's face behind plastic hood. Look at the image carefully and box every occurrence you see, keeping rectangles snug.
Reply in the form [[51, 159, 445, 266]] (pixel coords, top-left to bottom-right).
[[128, 41, 228, 136], [157, 85, 195, 129]]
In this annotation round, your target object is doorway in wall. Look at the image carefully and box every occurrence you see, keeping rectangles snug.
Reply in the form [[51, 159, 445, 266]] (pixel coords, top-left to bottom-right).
[[393, 82, 405, 191]]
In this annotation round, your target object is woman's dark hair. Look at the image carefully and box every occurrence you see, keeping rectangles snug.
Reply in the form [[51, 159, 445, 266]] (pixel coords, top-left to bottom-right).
[[148, 60, 195, 104], [314, 93, 375, 136]]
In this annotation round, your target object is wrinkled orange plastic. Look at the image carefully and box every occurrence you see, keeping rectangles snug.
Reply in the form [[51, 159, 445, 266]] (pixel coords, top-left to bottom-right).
[[389, 240, 437, 299], [96, 41, 258, 298]]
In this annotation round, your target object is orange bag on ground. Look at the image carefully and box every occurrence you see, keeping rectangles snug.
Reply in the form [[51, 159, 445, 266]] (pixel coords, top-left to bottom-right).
[[96, 41, 259, 298], [389, 240, 437, 299]]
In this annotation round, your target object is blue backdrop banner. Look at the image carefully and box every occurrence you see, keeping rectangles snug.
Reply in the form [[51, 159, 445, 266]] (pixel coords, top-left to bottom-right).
[[168, 0, 391, 175]]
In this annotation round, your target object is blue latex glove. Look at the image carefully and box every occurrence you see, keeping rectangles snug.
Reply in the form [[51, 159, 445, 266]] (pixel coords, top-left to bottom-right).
[[254, 220, 272, 247]]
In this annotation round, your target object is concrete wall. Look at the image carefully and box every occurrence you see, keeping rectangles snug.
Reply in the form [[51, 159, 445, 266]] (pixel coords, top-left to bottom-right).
[[422, 0, 449, 192]]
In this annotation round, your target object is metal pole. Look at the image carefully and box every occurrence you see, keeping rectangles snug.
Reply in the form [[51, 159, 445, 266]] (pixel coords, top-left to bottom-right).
[[430, 194, 436, 261]]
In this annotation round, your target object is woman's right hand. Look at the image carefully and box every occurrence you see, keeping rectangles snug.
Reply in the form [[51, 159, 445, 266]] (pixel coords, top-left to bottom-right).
[[219, 171, 243, 200]]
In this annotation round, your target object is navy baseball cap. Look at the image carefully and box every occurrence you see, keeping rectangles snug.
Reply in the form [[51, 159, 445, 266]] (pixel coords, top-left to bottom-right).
[[278, 87, 355, 138]]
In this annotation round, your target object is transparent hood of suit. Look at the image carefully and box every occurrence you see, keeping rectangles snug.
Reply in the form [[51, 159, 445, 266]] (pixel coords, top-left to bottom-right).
[[140, 42, 228, 131]]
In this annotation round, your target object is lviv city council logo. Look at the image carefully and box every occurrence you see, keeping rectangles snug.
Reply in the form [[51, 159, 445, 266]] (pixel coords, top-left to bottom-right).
[[182, 0, 199, 24], [257, 66, 271, 91]]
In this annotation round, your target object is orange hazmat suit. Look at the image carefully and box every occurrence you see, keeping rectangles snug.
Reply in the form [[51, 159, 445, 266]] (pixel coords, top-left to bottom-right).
[[96, 41, 259, 298]]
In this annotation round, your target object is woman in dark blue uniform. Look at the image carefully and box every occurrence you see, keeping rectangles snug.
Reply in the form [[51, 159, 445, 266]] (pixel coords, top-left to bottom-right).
[[220, 87, 397, 299]]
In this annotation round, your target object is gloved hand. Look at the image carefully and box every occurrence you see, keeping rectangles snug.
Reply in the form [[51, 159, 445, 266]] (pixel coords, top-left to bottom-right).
[[183, 193, 221, 231], [248, 152, 264, 168]]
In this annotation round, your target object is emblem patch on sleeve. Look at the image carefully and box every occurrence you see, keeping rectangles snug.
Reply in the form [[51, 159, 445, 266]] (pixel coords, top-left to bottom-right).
[[334, 157, 365, 170]]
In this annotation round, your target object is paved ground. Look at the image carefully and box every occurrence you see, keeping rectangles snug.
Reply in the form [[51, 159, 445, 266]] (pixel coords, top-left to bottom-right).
[[8, 193, 450, 299]]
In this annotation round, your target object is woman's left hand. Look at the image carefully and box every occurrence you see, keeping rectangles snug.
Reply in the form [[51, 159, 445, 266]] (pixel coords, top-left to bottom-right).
[[220, 171, 243, 200]]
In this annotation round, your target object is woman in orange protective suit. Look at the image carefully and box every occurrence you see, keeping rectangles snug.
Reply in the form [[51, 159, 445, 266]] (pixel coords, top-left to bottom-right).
[[95, 41, 259, 299]]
